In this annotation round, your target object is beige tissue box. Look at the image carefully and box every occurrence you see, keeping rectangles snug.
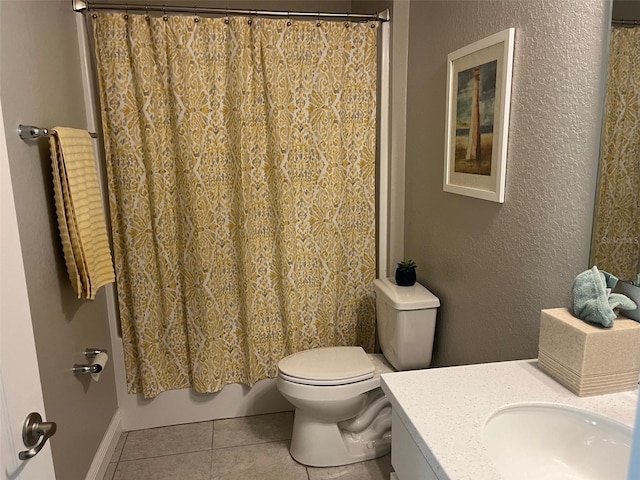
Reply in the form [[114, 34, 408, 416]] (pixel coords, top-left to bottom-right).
[[538, 308, 640, 396]]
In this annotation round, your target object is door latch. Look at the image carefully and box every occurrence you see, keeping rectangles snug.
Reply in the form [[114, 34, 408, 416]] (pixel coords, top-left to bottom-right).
[[18, 412, 57, 460]]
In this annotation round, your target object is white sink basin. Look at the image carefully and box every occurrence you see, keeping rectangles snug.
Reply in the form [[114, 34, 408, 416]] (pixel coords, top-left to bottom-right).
[[483, 402, 632, 480]]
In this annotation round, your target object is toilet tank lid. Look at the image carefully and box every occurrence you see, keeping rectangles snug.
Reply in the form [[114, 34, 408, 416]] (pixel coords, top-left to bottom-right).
[[373, 277, 440, 310]]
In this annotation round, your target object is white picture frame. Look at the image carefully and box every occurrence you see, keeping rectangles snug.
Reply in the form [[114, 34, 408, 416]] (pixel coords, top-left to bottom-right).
[[443, 28, 515, 203]]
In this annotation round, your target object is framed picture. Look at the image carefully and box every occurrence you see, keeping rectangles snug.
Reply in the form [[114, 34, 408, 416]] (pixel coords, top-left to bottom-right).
[[443, 28, 515, 203]]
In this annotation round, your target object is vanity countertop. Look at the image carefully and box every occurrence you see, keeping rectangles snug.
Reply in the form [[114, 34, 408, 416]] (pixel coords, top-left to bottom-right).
[[380, 359, 638, 480]]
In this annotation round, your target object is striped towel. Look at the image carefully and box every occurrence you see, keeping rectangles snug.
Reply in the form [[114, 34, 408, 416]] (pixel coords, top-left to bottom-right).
[[49, 127, 115, 300]]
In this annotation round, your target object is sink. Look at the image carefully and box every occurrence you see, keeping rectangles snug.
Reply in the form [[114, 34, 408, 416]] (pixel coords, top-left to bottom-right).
[[483, 402, 632, 479]]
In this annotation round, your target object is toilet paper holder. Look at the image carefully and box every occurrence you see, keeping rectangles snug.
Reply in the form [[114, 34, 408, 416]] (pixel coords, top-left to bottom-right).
[[72, 348, 107, 375]]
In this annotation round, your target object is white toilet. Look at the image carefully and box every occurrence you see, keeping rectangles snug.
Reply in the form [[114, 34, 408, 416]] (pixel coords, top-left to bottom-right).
[[276, 277, 440, 467]]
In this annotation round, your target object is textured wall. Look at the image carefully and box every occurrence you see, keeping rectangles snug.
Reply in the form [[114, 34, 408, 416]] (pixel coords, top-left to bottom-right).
[[404, 0, 610, 366], [0, 2, 118, 479]]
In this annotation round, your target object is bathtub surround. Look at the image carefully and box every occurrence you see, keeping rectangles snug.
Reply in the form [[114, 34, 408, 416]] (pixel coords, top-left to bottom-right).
[[92, 13, 378, 398]]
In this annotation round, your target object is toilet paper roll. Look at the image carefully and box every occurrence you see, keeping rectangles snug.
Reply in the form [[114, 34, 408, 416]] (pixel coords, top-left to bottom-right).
[[91, 352, 109, 382]]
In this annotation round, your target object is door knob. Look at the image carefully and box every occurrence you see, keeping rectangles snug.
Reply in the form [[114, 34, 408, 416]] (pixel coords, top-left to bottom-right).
[[18, 412, 57, 460]]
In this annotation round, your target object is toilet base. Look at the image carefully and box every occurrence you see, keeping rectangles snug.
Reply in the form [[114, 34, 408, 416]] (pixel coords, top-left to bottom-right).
[[288, 395, 392, 467]]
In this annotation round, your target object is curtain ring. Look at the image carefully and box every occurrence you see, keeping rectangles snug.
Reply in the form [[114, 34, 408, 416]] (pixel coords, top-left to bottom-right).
[[124, 5, 129, 20], [89, 4, 97, 19], [194, 11, 200, 23], [162, 6, 168, 21], [316, 12, 321, 27], [248, 10, 254, 25], [286, 11, 291, 27], [345, 13, 350, 28], [224, 8, 230, 24], [145, 4, 150, 21]]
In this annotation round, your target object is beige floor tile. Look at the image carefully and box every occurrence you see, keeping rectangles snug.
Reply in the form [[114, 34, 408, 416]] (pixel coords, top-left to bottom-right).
[[110, 432, 128, 463], [102, 462, 117, 480], [114, 451, 211, 480], [212, 412, 293, 448], [211, 440, 307, 480], [120, 421, 213, 461], [307, 454, 393, 480]]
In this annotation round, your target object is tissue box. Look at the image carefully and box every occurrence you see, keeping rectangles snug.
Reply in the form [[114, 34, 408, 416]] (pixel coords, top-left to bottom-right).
[[538, 308, 640, 396]]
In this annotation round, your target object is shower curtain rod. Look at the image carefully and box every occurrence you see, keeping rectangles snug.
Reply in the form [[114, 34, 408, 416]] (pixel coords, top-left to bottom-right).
[[612, 18, 640, 27], [72, 0, 390, 22]]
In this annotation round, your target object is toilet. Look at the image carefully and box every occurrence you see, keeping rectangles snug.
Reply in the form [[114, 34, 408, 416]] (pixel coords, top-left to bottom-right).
[[276, 277, 440, 467]]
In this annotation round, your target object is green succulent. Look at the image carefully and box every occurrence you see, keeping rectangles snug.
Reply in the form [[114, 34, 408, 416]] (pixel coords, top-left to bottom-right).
[[397, 259, 417, 271]]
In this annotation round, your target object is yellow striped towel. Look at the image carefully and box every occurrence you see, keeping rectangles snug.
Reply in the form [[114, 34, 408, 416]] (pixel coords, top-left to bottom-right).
[[49, 127, 115, 299]]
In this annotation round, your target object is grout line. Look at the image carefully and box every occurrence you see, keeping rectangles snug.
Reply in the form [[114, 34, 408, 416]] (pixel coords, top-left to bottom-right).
[[114, 432, 128, 463], [123, 420, 214, 433], [211, 420, 215, 450], [211, 410, 295, 423], [118, 447, 212, 463], [117, 438, 293, 463], [212, 438, 292, 452], [104, 461, 117, 480], [211, 433, 293, 449]]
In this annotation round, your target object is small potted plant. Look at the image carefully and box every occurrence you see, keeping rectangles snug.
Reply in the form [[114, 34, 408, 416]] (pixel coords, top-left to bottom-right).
[[395, 259, 417, 287]]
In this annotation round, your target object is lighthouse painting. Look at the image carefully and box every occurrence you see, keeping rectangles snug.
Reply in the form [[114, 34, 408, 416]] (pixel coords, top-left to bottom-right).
[[443, 28, 514, 203], [454, 60, 497, 175]]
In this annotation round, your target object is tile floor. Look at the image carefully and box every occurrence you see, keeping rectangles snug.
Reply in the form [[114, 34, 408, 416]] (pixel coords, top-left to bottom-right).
[[103, 411, 393, 480]]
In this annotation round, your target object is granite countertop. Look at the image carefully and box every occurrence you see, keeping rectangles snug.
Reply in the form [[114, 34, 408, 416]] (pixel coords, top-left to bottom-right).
[[381, 359, 638, 480]]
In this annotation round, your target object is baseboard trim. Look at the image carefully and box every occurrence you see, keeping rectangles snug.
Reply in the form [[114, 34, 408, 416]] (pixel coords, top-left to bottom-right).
[[85, 408, 122, 480]]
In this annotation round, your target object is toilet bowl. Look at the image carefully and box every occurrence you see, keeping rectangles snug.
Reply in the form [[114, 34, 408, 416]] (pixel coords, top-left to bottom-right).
[[277, 348, 394, 466], [276, 277, 440, 467]]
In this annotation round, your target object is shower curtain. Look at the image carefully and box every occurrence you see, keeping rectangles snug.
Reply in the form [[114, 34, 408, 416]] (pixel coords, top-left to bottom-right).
[[92, 13, 378, 398], [591, 26, 640, 281]]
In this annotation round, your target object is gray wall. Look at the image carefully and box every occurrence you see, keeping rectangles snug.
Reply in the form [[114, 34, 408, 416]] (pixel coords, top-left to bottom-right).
[[352, 0, 392, 14], [404, 0, 610, 366], [0, 2, 118, 480]]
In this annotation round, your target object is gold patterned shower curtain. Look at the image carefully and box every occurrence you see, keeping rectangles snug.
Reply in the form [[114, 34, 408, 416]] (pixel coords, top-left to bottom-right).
[[92, 13, 378, 398], [591, 26, 640, 281]]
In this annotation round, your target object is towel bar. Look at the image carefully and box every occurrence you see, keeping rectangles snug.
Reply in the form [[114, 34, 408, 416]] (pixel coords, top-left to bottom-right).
[[18, 124, 98, 140]]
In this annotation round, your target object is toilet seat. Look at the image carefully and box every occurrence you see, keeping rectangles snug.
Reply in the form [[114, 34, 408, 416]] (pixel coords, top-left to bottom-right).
[[278, 346, 375, 386]]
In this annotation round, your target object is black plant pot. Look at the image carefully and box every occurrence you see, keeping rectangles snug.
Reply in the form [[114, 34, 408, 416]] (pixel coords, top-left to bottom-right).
[[395, 268, 416, 287]]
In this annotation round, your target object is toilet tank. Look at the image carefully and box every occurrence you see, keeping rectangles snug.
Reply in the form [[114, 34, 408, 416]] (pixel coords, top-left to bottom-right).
[[372, 277, 440, 371]]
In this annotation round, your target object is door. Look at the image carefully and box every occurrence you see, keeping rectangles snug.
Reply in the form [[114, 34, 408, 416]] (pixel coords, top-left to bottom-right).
[[0, 97, 56, 479]]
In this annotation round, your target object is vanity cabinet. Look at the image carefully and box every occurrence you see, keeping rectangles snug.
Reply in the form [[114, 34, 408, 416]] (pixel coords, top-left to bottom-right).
[[381, 360, 637, 480], [391, 410, 438, 480]]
